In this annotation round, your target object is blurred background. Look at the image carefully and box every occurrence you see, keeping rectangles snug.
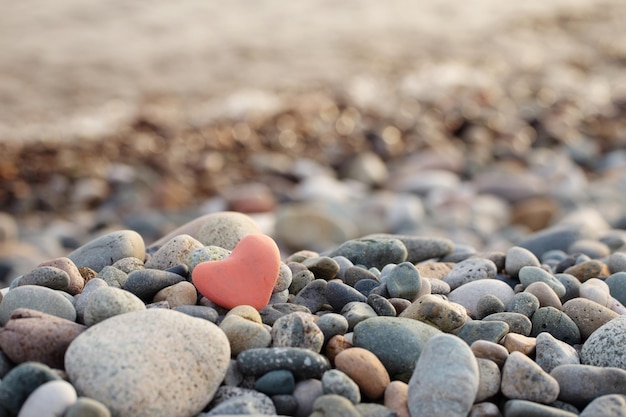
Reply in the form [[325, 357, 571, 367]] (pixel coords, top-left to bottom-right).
[[1, 0, 626, 284]]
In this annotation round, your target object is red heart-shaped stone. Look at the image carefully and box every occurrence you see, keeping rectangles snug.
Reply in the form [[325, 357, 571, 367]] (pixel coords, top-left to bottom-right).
[[192, 234, 281, 310]]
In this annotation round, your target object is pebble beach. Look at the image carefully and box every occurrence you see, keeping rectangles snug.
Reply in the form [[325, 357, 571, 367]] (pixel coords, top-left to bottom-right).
[[2, 1, 626, 416]]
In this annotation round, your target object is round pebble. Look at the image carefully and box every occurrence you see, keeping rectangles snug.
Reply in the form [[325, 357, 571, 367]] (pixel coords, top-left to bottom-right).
[[144, 234, 204, 270], [448, 279, 515, 319], [0, 362, 61, 414], [219, 313, 272, 356], [476, 294, 506, 319], [506, 292, 540, 317], [302, 256, 340, 281], [321, 369, 361, 404], [335, 347, 390, 400], [316, 313, 349, 342], [530, 306, 581, 344], [399, 294, 467, 332], [519, 266, 566, 298], [476, 358, 501, 402], [384, 262, 421, 300], [83, 286, 145, 326], [152, 280, 198, 308], [505, 246, 541, 279], [95, 266, 128, 289], [325, 281, 367, 311], [340, 301, 378, 331], [123, 268, 185, 301], [562, 297, 618, 340], [254, 369, 296, 396], [581, 315, 626, 369]]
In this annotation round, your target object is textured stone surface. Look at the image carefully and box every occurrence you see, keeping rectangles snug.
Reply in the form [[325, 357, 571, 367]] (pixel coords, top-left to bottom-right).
[[581, 315, 626, 369], [335, 347, 391, 400], [83, 286, 145, 327], [67, 230, 145, 272], [501, 351, 559, 404], [0, 285, 76, 325], [551, 364, 626, 407]]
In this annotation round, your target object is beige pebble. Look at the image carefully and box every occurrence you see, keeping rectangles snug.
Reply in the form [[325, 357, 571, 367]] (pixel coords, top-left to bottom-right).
[[579, 278, 611, 307], [399, 294, 467, 332], [226, 305, 263, 324], [145, 234, 204, 270], [325, 335, 353, 365], [502, 333, 536, 356], [153, 281, 198, 308], [0, 308, 86, 369], [219, 314, 271, 356], [564, 260, 611, 282], [384, 380, 409, 417], [524, 281, 562, 310], [335, 347, 391, 400], [476, 358, 501, 402], [38, 257, 85, 295], [471, 340, 509, 368], [415, 262, 455, 279], [562, 297, 619, 340]]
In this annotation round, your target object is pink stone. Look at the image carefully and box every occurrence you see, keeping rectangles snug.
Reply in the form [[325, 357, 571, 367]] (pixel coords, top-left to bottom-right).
[[192, 234, 281, 310]]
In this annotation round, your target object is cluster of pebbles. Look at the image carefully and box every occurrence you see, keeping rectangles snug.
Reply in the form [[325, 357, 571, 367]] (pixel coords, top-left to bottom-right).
[[0, 207, 626, 417]]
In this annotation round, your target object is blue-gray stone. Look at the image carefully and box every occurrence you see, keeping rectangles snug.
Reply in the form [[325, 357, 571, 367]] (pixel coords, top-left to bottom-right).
[[310, 394, 361, 417], [356, 403, 397, 417], [322, 369, 360, 404], [385, 262, 421, 300], [519, 266, 566, 298], [327, 238, 408, 270], [531, 306, 581, 344], [0, 362, 61, 414], [354, 279, 381, 297], [293, 279, 328, 313], [517, 225, 584, 258], [325, 281, 367, 311], [64, 397, 112, 417], [95, 266, 128, 289], [289, 269, 315, 295], [255, 370, 296, 396], [19, 266, 70, 291], [476, 294, 505, 319], [606, 272, 626, 306], [237, 347, 331, 379], [259, 303, 312, 326], [343, 266, 379, 287], [0, 285, 76, 325], [353, 316, 441, 381], [551, 364, 626, 407], [555, 273, 581, 302], [340, 301, 378, 331], [580, 394, 626, 417], [444, 258, 497, 290], [455, 320, 509, 345], [302, 256, 340, 281], [504, 400, 578, 417], [172, 305, 218, 323], [483, 312, 532, 336], [271, 395, 298, 416], [507, 292, 540, 318], [363, 234, 454, 263], [316, 313, 349, 341], [123, 268, 185, 301], [367, 293, 396, 317], [535, 332, 580, 373]]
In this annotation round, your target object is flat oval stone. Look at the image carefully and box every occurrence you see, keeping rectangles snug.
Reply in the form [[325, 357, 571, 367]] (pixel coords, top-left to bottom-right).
[[555, 273, 581, 302], [254, 370, 296, 396], [340, 302, 377, 331], [535, 332, 580, 373], [384, 262, 421, 300], [65, 309, 230, 417], [38, 257, 85, 295], [237, 347, 331, 379], [505, 246, 541, 279], [551, 364, 626, 407], [64, 397, 111, 417], [17, 380, 77, 417], [271, 311, 324, 352], [310, 394, 360, 417], [581, 315, 626, 369], [471, 340, 509, 368], [353, 316, 442, 381], [293, 279, 329, 313], [507, 292, 540, 318], [185, 246, 231, 272], [302, 256, 340, 281], [83, 287, 146, 327], [207, 387, 276, 415], [564, 260, 610, 282], [524, 281, 563, 310], [444, 258, 497, 290], [367, 293, 396, 317], [501, 351, 559, 404], [145, 234, 204, 270], [408, 334, 479, 417], [172, 305, 218, 322], [152, 281, 198, 308], [0, 362, 61, 414], [483, 312, 532, 336], [476, 358, 501, 402], [562, 297, 619, 340], [0, 308, 86, 369], [19, 266, 70, 292], [335, 347, 390, 400], [455, 320, 509, 345], [448, 279, 515, 319], [476, 294, 505, 319], [321, 369, 360, 404], [606, 272, 626, 306], [517, 225, 583, 258], [67, 230, 145, 272], [580, 394, 626, 417], [259, 303, 312, 326], [399, 294, 467, 332], [327, 238, 408, 270], [519, 266, 566, 298], [504, 400, 578, 417], [0, 285, 76, 325], [290, 269, 315, 295], [123, 269, 185, 301], [74, 278, 108, 322], [325, 281, 367, 311], [343, 266, 379, 287], [531, 306, 581, 344]]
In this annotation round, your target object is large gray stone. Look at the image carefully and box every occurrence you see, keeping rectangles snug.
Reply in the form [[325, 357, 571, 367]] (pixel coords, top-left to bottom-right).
[[0, 285, 76, 325], [67, 230, 145, 272]]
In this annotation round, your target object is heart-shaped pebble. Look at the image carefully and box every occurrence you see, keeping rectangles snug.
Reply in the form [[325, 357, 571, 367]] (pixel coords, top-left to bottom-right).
[[192, 234, 281, 310]]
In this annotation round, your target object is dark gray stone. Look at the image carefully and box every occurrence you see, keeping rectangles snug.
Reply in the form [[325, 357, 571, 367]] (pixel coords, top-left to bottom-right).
[[325, 281, 367, 311], [237, 347, 331, 379], [0, 362, 61, 414], [123, 268, 186, 301], [455, 320, 510, 345], [255, 370, 296, 396], [531, 306, 581, 345], [327, 238, 408, 270]]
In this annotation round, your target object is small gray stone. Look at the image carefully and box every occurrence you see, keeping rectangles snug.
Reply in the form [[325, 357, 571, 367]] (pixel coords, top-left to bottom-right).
[[531, 306, 581, 344], [274, 263, 293, 292], [293, 279, 328, 313], [302, 256, 341, 280], [608, 253, 626, 274], [580, 394, 626, 417], [551, 364, 626, 407], [95, 266, 129, 289], [290, 269, 316, 295], [506, 292, 540, 318], [501, 351, 559, 403], [325, 281, 368, 311], [310, 394, 361, 417], [316, 313, 349, 342], [67, 230, 145, 272], [448, 279, 515, 319], [384, 262, 421, 300], [364, 234, 454, 263], [355, 403, 397, 417], [237, 347, 331, 379], [293, 379, 324, 417], [519, 266, 566, 298], [505, 246, 541, 279], [259, 303, 312, 326], [184, 246, 230, 272], [341, 301, 378, 331], [272, 394, 298, 416], [517, 225, 584, 258], [111, 257, 145, 274], [172, 305, 218, 322], [483, 312, 532, 336], [581, 315, 626, 370], [606, 272, 626, 306], [343, 266, 379, 287], [444, 258, 498, 290], [205, 391, 275, 416], [271, 311, 324, 352], [408, 333, 479, 417], [367, 293, 396, 317], [455, 320, 510, 345], [19, 266, 70, 291], [327, 238, 408, 270], [535, 332, 580, 373], [475, 358, 501, 402], [0, 285, 76, 325], [322, 369, 361, 404], [476, 294, 506, 319], [145, 234, 204, 270], [83, 287, 146, 326], [555, 273, 581, 303], [123, 268, 185, 301]]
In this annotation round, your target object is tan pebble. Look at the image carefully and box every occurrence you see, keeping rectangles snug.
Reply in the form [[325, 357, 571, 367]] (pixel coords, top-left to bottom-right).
[[325, 334, 352, 364], [335, 347, 391, 400], [579, 278, 611, 307], [38, 257, 84, 295], [415, 262, 455, 279], [562, 297, 618, 340], [564, 260, 610, 282], [471, 340, 509, 367], [384, 380, 409, 417], [145, 234, 204, 270], [0, 308, 86, 369], [476, 358, 501, 402], [502, 333, 536, 355], [153, 281, 198, 308], [219, 314, 271, 356], [226, 305, 263, 323], [399, 294, 467, 332], [78, 266, 97, 282], [510, 197, 559, 232], [524, 282, 562, 310]]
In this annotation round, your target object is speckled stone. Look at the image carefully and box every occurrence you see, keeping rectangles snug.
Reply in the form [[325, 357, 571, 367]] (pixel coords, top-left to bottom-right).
[[152, 281, 198, 308], [16, 379, 77, 417], [327, 238, 408, 270], [535, 332, 580, 373], [123, 268, 185, 301], [475, 358, 501, 402], [0, 285, 76, 325], [476, 294, 506, 319], [271, 311, 324, 352], [363, 234, 454, 264], [341, 301, 378, 331], [580, 394, 626, 417], [551, 364, 626, 408], [416, 262, 455, 279], [384, 262, 422, 300], [67, 230, 145, 272], [399, 294, 467, 332], [530, 306, 581, 344], [562, 297, 619, 340], [95, 266, 128, 289], [83, 286, 146, 327], [519, 266, 566, 298], [455, 320, 509, 345], [408, 334, 479, 417], [564, 260, 611, 282], [367, 293, 396, 317], [111, 257, 145, 274], [505, 246, 541, 279], [353, 316, 442, 382], [506, 292, 540, 318], [309, 394, 361, 417], [581, 315, 626, 370], [316, 313, 349, 342], [144, 234, 204, 270], [74, 278, 108, 322], [448, 279, 515, 319], [501, 351, 559, 403], [0, 308, 86, 369], [64, 397, 111, 417], [219, 313, 272, 356], [19, 265, 70, 292], [237, 347, 331, 379], [274, 263, 293, 293], [0, 362, 61, 415], [37, 257, 85, 295], [444, 258, 498, 290], [65, 309, 230, 417], [206, 387, 276, 416], [483, 312, 532, 336], [321, 369, 361, 404]]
